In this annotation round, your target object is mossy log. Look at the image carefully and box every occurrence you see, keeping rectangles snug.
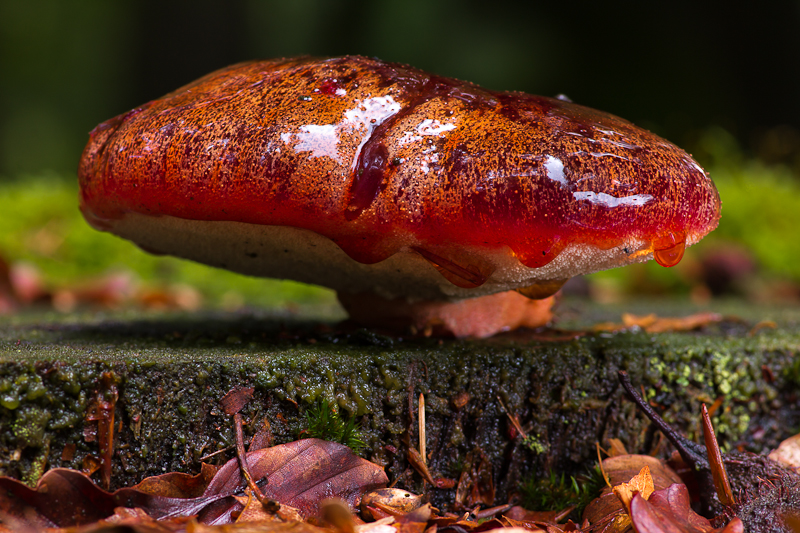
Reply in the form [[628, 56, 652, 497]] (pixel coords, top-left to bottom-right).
[[1, 298, 798, 506]]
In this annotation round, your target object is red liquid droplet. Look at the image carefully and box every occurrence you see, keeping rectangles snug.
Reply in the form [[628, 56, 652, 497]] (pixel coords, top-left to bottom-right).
[[653, 232, 686, 267]]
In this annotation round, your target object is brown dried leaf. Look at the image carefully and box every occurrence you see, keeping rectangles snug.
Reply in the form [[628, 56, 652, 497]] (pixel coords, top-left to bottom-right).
[[58, 506, 188, 532], [602, 455, 682, 489], [0, 468, 225, 528], [504, 506, 559, 523], [133, 462, 220, 498], [770, 433, 800, 469], [202, 438, 387, 519], [357, 517, 398, 533], [629, 484, 743, 533], [607, 438, 629, 457], [593, 312, 723, 333], [194, 519, 333, 533], [613, 466, 654, 512], [249, 418, 274, 452], [231, 493, 302, 524], [408, 447, 436, 485], [502, 515, 553, 532], [1, 439, 383, 528], [484, 529, 546, 533], [220, 387, 255, 416], [361, 488, 424, 518]]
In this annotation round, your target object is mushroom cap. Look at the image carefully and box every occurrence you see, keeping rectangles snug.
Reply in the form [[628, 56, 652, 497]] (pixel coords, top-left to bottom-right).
[[78, 56, 720, 301]]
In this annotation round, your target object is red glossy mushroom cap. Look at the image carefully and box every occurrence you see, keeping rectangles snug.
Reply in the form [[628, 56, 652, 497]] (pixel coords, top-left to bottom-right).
[[78, 56, 720, 304]]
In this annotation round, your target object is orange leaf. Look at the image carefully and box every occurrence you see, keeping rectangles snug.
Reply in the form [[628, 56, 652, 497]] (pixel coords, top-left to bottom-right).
[[613, 466, 654, 512]]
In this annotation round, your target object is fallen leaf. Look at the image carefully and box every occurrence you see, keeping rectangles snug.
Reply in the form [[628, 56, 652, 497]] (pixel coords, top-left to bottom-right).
[[504, 506, 559, 523], [608, 438, 629, 457], [630, 484, 743, 533], [361, 488, 424, 519], [201, 438, 387, 520], [232, 493, 303, 524], [770, 434, 800, 470], [481, 528, 545, 533], [57, 506, 189, 532], [501, 515, 553, 532], [249, 418, 274, 452], [357, 516, 398, 533], [583, 455, 682, 530], [602, 455, 683, 491], [408, 447, 437, 485], [196, 519, 333, 533], [613, 466, 654, 512], [593, 312, 723, 333], [133, 462, 220, 498], [0, 468, 225, 528], [221, 387, 255, 416]]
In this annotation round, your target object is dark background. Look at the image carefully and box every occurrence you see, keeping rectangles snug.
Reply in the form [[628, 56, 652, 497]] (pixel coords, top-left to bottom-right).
[[2, 0, 800, 179]]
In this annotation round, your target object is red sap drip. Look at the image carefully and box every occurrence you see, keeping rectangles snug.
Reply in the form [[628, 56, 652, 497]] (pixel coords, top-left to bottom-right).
[[344, 143, 389, 221], [653, 231, 686, 267]]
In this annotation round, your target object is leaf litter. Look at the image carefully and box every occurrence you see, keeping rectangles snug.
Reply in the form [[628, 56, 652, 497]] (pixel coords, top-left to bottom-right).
[[4, 372, 800, 533], [2, 279, 797, 532]]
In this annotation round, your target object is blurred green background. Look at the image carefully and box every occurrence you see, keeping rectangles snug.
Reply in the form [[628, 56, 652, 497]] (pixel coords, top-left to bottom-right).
[[2, 0, 800, 311]]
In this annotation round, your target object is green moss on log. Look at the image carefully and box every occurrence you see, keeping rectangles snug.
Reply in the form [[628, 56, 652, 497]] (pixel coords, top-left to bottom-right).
[[0, 300, 798, 505]]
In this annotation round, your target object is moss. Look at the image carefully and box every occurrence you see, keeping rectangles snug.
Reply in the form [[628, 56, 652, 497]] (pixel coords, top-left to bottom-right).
[[523, 435, 547, 455], [520, 467, 605, 518], [0, 300, 798, 502], [303, 398, 366, 453], [12, 406, 51, 448]]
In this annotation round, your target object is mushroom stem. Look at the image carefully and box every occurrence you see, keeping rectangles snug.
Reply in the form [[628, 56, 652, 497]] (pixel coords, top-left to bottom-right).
[[337, 290, 555, 338]]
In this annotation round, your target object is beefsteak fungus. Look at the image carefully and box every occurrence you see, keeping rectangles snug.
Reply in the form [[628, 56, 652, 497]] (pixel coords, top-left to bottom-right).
[[79, 56, 720, 337]]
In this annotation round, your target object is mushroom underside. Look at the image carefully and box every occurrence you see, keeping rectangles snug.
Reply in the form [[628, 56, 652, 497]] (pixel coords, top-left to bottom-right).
[[104, 213, 700, 302]]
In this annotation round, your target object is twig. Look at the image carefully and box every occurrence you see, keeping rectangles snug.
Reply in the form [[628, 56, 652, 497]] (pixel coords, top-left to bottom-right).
[[497, 395, 527, 439], [701, 404, 735, 505], [199, 446, 233, 461], [618, 370, 708, 469], [419, 393, 426, 465], [596, 442, 611, 489], [234, 413, 280, 512], [473, 502, 514, 520]]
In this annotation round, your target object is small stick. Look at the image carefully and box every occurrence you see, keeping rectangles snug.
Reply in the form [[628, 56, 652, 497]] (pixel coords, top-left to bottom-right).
[[701, 404, 735, 505], [234, 413, 280, 512], [597, 442, 611, 489], [419, 393, 426, 465], [200, 446, 232, 461], [473, 502, 514, 520], [618, 371, 708, 469], [497, 395, 527, 438]]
